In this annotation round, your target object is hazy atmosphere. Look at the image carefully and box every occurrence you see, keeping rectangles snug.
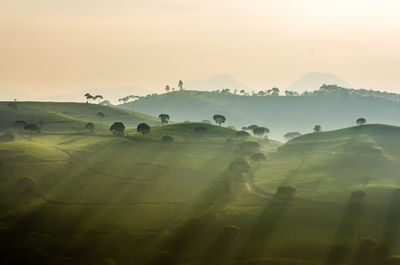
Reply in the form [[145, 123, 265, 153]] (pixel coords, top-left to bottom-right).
[[2, 0, 400, 96], [3, 2, 400, 265]]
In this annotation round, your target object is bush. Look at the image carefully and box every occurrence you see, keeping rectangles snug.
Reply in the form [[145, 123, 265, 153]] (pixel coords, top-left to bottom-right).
[[161, 135, 174, 143], [16, 177, 37, 194]]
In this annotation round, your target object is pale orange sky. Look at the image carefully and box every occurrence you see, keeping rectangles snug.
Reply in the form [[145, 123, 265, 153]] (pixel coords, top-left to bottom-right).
[[1, 0, 400, 95]]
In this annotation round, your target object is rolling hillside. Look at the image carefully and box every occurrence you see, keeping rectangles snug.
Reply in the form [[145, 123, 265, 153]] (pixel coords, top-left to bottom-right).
[[0, 101, 159, 134], [118, 89, 400, 141]]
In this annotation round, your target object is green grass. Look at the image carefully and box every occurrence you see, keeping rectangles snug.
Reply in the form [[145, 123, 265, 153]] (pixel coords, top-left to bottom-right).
[[2, 104, 400, 265], [0, 101, 159, 135]]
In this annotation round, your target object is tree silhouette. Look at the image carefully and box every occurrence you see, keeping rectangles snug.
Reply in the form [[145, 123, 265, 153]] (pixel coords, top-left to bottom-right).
[[24, 124, 40, 140], [271, 87, 280, 96], [252, 126, 269, 140], [251, 152, 266, 162], [356, 118, 366, 125], [84, 93, 94, 103], [13, 120, 26, 134], [110, 122, 125, 136], [94, 95, 103, 103], [137, 123, 150, 136], [178, 80, 183, 91], [97, 112, 105, 123], [236, 131, 250, 138], [85, 122, 95, 134], [165, 85, 171, 93], [284, 132, 302, 141], [7, 102, 17, 111], [158, 114, 170, 126], [213, 114, 226, 126], [314, 125, 321, 133]]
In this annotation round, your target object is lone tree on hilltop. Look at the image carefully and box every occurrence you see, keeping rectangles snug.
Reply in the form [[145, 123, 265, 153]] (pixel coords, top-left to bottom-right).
[[252, 126, 269, 140], [284, 132, 302, 141], [314, 125, 321, 133], [24, 124, 40, 140], [137, 123, 150, 136], [85, 122, 95, 134], [94, 95, 103, 103], [158, 114, 170, 126], [247, 125, 258, 131], [178, 80, 183, 91], [97, 112, 105, 123], [7, 102, 17, 111], [84, 93, 94, 103], [356, 118, 366, 125], [165, 85, 171, 93], [213, 114, 226, 126], [110, 122, 125, 136]]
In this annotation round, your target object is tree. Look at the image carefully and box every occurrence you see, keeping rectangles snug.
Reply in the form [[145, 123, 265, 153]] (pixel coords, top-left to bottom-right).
[[314, 125, 321, 133], [228, 158, 250, 174], [250, 152, 266, 162], [97, 112, 105, 123], [24, 124, 40, 140], [158, 114, 170, 126], [110, 122, 125, 136], [85, 122, 95, 134], [165, 85, 171, 93], [84, 93, 94, 103], [137, 123, 150, 136], [271, 87, 280, 96], [356, 118, 366, 125], [193, 126, 207, 136], [247, 125, 258, 131], [252, 126, 269, 140], [94, 95, 103, 103], [7, 102, 17, 110], [236, 130, 250, 138], [240, 89, 245, 95], [284, 132, 302, 141], [161, 135, 174, 143], [13, 120, 26, 134], [275, 185, 296, 199], [213, 114, 226, 126], [99, 100, 112, 106], [178, 80, 183, 91]]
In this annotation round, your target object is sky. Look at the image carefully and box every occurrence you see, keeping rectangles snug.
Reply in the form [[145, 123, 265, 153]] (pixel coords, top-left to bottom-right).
[[1, 0, 400, 96]]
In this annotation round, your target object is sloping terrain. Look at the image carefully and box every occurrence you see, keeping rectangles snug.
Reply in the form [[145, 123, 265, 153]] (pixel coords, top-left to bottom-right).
[[0, 101, 159, 134]]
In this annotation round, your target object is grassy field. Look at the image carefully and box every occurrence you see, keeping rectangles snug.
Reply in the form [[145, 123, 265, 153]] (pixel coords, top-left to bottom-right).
[[1, 103, 400, 265], [0, 101, 159, 135]]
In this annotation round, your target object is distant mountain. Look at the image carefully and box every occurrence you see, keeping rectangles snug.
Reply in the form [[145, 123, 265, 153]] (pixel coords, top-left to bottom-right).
[[36, 86, 152, 104], [184, 75, 251, 91], [288, 72, 352, 92], [0, 87, 29, 101]]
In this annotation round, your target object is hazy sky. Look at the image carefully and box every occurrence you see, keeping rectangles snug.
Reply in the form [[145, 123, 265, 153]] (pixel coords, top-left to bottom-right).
[[1, 0, 400, 96]]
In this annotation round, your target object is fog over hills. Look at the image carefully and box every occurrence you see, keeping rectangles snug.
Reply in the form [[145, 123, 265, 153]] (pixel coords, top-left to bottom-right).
[[184, 75, 251, 91], [288, 72, 352, 92], [34, 86, 151, 104]]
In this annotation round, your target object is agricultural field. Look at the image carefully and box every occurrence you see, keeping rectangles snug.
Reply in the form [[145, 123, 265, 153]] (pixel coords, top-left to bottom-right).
[[0, 102, 400, 265]]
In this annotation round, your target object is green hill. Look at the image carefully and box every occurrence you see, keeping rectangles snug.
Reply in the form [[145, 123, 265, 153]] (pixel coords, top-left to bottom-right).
[[118, 88, 400, 140], [2, 105, 400, 265], [0, 101, 159, 134], [253, 124, 400, 203]]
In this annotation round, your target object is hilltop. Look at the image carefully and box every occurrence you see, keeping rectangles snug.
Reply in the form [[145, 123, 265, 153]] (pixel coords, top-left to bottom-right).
[[252, 124, 400, 203], [287, 72, 352, 92], [0, 101, 159, 134], [118, 86, 400, 140]]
